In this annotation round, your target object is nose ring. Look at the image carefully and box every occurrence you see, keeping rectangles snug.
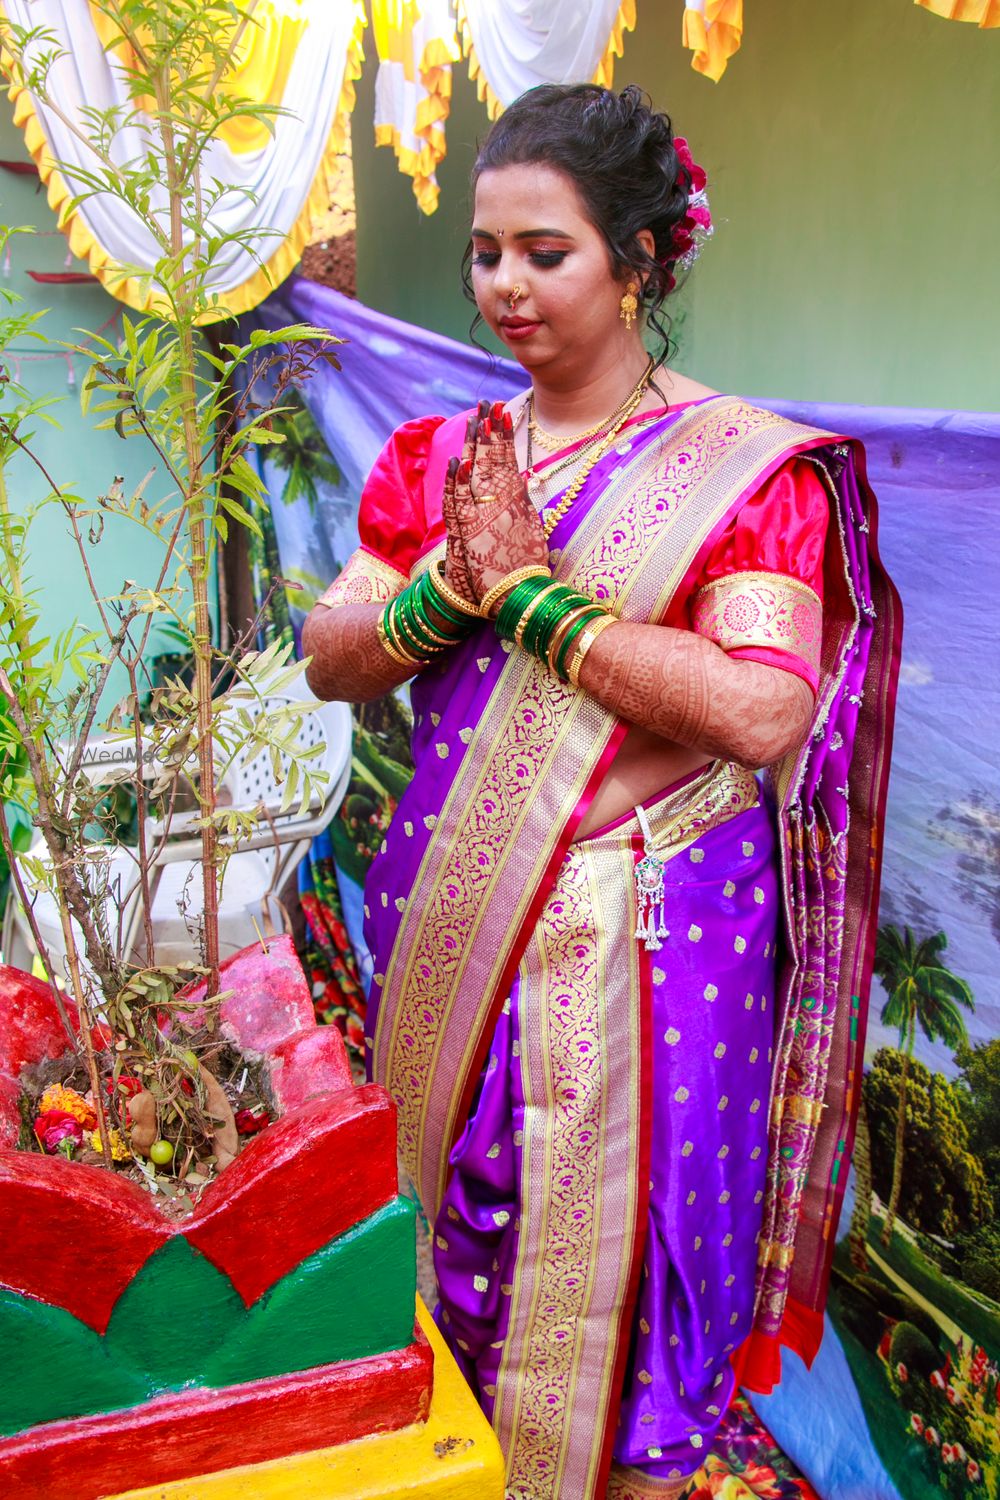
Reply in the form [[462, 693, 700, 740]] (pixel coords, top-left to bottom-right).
[[508, 284, 523, 312]]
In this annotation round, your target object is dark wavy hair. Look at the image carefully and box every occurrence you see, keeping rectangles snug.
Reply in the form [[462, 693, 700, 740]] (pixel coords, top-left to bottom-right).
[[462, 83, 693, 361]]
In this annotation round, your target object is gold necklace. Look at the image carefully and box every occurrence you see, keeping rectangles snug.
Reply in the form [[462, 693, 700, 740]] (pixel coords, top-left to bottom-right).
[[539, 365, 652, 539], [529, 408, 619, 453], [526, 358, 654, 454]]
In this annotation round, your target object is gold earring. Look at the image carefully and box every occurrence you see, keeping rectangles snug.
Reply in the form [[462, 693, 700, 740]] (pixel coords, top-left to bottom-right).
[[619, 282, 639, 330], [508, 284, 523, 312]]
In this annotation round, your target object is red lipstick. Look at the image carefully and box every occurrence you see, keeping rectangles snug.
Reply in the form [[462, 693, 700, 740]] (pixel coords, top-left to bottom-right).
[[499, 315, 541, 342]]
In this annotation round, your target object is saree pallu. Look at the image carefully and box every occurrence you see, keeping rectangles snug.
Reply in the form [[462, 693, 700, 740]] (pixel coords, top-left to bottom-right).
[[363, 396, 901, 1498], [435, 761, 778, 1495]]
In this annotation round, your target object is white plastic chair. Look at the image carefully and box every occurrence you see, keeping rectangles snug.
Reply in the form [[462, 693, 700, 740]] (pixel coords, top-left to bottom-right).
[[2, 671, 352, 977]]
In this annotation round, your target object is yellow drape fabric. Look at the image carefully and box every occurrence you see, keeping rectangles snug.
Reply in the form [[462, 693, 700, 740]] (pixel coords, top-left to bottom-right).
[[915, 0, 999, 23], [682, 0, 744, 82], [371, 0, 460, 215]]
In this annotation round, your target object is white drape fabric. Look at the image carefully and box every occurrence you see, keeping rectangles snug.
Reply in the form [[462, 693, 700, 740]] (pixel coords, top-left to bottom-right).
[[372, 0, 461, 215], [1, 0, 365, 315], [456, 0, 636, 119]]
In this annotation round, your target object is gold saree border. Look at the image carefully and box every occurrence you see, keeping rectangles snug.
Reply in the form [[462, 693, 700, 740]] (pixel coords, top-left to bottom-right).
[[607, 1462, 695, 1495], [495, 761, 760, 1500], [373, 396, 842, 1222], [496, 834, 643, 1500], [315, 546, 407, 607]]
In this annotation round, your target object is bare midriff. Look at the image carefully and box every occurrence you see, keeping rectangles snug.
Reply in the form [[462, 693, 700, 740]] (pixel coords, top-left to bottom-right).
[[574, 726, 711, 839]]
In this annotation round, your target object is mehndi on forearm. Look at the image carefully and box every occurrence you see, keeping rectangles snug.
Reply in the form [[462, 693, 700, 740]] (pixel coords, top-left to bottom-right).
[[302, 603, 416, 703], [577, 620, 815, 767]]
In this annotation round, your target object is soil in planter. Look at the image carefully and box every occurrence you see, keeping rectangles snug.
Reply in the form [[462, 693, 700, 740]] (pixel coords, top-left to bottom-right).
[[18, 1029, 275, 1219]]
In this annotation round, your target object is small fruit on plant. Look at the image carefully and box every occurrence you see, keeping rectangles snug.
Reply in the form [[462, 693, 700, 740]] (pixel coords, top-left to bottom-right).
[[149, 1139, 175, 1166]]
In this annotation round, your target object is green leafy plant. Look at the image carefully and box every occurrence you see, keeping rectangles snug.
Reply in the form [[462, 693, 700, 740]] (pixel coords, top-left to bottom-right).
[[0, 1, 341, 1183]]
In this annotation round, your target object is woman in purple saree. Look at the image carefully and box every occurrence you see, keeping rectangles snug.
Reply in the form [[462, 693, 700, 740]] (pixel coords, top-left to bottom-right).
[[304, 85, 900, 1500]]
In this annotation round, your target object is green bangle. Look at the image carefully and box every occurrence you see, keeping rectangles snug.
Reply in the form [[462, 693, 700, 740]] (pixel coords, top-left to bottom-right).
[[415, 570, 472, 633], [522, 588, 575, 658], [496, 574, 556, 640], [524, 585, 589, 659], [384, 600, 421, 662], [404, 586, 450, 646], [399, 590, 449, 653], [553, 607, 606, 681], [516, 585, 569, 652], [390, 595, 438, 659]]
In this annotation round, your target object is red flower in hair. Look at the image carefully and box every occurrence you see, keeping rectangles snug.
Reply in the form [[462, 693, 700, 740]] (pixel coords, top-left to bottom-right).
[[674, 137, 707, 193]]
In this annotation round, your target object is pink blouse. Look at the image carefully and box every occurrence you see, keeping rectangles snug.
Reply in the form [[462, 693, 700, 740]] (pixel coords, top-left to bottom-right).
[[323, 411, 829, 691]]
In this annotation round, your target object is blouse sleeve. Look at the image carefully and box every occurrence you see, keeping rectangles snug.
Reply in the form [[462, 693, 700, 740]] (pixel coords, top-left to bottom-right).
[[314, 415, 445, 608], [689, 457, 829, 691]]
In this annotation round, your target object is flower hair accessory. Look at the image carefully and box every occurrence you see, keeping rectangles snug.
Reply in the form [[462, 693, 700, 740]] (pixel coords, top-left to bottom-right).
[[663, 136, 713, 288]]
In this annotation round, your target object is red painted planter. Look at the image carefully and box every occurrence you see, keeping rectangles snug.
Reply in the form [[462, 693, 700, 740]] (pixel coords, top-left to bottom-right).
[[0, 940, 432, 1499]]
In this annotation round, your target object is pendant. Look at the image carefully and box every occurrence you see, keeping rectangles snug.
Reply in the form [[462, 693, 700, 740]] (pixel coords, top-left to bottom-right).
[[633, 804, 669, 953], [634, 850, 668, 951]]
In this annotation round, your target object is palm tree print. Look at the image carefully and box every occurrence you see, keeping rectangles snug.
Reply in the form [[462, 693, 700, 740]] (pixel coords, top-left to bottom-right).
[[873, 925, 974, 1246]]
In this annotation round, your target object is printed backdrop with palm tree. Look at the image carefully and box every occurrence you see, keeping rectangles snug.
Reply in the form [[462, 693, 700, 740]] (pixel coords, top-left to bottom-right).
[[873, 926, 975, 1245]]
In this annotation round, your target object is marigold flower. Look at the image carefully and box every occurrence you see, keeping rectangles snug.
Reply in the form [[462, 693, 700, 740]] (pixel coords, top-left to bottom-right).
[[89, 1128, 130, 1161], [39, 1084, 96, 1128]]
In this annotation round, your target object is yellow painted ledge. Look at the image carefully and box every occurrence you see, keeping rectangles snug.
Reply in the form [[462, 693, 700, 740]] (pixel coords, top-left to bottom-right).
[[108, 1299, 505, 1500]]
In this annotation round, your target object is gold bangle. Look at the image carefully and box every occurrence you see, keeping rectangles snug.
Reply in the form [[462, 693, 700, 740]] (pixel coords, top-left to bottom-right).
[[513, 582, 565, 648], [568, 613, 619, 689], [545, 603, 599, 676], [473, 491, 498, 506], [428, 560, 481, 618], [377, 609, 420, 667], [478, 565, 552, 619]]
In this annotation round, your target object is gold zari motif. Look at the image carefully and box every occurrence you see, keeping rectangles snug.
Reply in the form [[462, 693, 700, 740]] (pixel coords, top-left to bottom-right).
[[691, 570, 822, 676], [315, 547, 408, 608]]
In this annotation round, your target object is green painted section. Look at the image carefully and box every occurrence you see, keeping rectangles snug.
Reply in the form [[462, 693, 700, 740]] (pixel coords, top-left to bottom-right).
[[104, 1236, 246, 1388], [0, 1287, 150, 1436], [353, 1, 998, 412], [201, 1194, 417, 1386], [0, 1197, 416, 1436]]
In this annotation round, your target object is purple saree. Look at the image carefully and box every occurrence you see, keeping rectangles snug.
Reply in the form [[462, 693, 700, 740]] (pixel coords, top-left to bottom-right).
[[362, 397, 901, 1498]]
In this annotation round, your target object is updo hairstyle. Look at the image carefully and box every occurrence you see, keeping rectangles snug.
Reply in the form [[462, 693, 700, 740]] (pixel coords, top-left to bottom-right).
[[464, 83, 694, 357]]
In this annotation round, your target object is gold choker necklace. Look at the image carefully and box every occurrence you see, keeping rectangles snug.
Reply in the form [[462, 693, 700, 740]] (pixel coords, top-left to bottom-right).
[[527, 360, 654, 454]]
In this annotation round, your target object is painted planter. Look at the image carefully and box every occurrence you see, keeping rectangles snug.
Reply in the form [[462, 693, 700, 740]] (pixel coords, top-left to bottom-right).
[[0, 938, 432, 1499]]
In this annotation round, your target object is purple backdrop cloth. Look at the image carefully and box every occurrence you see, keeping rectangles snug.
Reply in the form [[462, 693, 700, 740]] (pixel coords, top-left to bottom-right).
[[243, 277, 999, 1064], [241, 278, 998, 1500]]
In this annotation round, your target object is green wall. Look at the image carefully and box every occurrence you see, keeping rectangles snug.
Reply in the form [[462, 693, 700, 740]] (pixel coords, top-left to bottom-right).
[[1, 1, 994, 674], [354, 1, 999, 412], [0, 108, 208, 691]]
